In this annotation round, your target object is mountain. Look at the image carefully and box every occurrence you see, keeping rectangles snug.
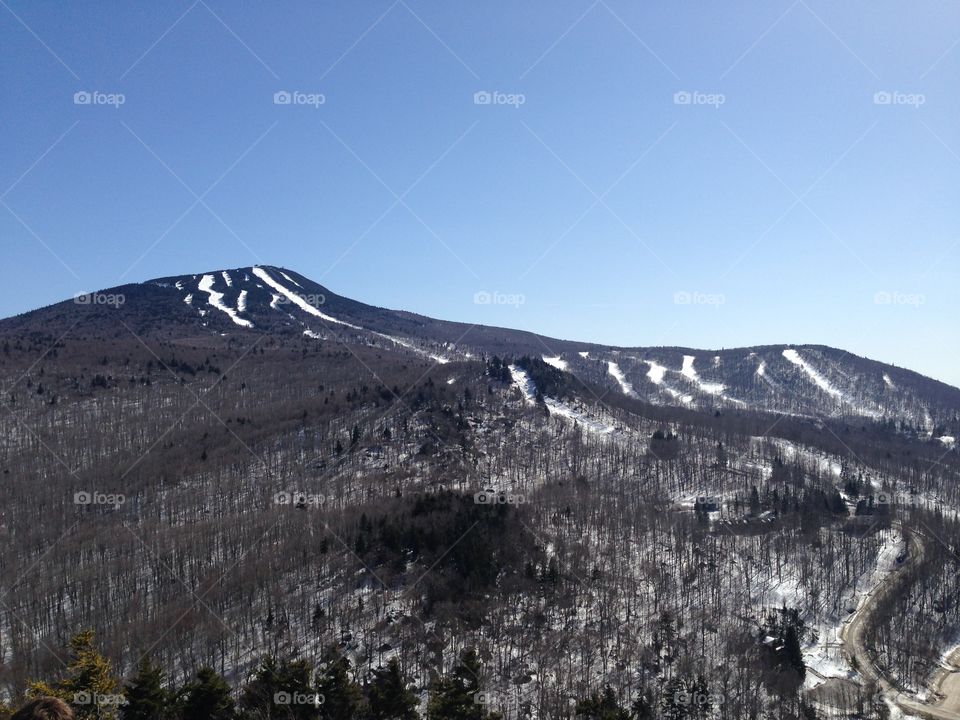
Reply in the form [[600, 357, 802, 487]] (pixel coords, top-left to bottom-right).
[[4, 264, 958, 432], [1, 265, 959, 719]]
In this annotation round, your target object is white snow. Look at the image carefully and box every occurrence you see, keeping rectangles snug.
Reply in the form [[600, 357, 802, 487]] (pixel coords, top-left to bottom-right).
[[183, 294, 193, 306], [270, 294, 282, 310], [175, 281, 184, 290], [237, 290, 248, 313], [509, 365, 615, 435], [508, 365, 537, 403], [646, 360, 667, 384], [303, 330, 323, 339], [197, 274, 253, 328], [938, 436, 956, 448], [542, 356, 568, 371], [578, 351, 589, 358], [372, 332, 450, 364], [756, 361, 766, 377], [782, 349, 842, 398], [680, 355, 725, 395], [280, 271, 302, 288], [221, 271, 233, 287], [883, 373, 897, 390], [607, 361, 637, 398], [253, 267, 361, 329]]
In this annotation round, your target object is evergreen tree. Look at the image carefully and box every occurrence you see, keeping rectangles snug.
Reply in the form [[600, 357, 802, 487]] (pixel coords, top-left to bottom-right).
[[178, 667, 236, 720], [121, 656, 170, 720], [28, 630, 122, 720], [240, 656, 319, 720], [574, 686, 629, 719], [365, 659, 419, 720], [426, 649, 500, 720], [315, 649, 362, 720], [629, 688, 654, 720]]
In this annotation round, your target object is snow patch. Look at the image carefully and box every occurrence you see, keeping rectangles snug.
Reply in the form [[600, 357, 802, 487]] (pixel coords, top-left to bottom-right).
[[221, 271, 233, 287], [197, 274, 253, 328], [681, 355, 725, 395], [542, 356, 568, 371], [646, 360, 667, 384], [237, 290, 248, 313], [253, 267, 360, 329], [883, 373, 897, 390], [782, 349, 842, 398], [280, 271, 302, 288], [183, 294, 193, 306], [578, 351, 589, 358], [607, 361, 637, 398]]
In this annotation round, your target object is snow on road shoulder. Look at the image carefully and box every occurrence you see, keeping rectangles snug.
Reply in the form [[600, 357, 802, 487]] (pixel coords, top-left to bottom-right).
[[803, 529, 905, 690], [197, 274, 253, 328], [253, 267, 361, 329]]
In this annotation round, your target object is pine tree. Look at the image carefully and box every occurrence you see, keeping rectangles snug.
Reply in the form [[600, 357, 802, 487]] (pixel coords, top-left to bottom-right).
[[240, 656, 319, 720], [366, 659, 419, 720], [28, 630, 122, 720], [121, 656, 169, 720], [426, 649, 500, 720], [178, 667, 236, 720], [315, 649, 362, 720], [574, 686, 629, 719]]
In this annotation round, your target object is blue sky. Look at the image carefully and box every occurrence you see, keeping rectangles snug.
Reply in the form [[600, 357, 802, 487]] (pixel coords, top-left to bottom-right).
[[2, 1, 958, 386]]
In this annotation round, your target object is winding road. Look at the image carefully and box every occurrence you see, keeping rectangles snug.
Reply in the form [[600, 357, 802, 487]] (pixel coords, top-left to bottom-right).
[[839, 526, 960, 719]]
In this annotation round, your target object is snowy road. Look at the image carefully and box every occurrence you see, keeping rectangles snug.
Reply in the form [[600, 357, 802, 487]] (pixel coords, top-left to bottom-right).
[[840, 526, 960, 720]]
